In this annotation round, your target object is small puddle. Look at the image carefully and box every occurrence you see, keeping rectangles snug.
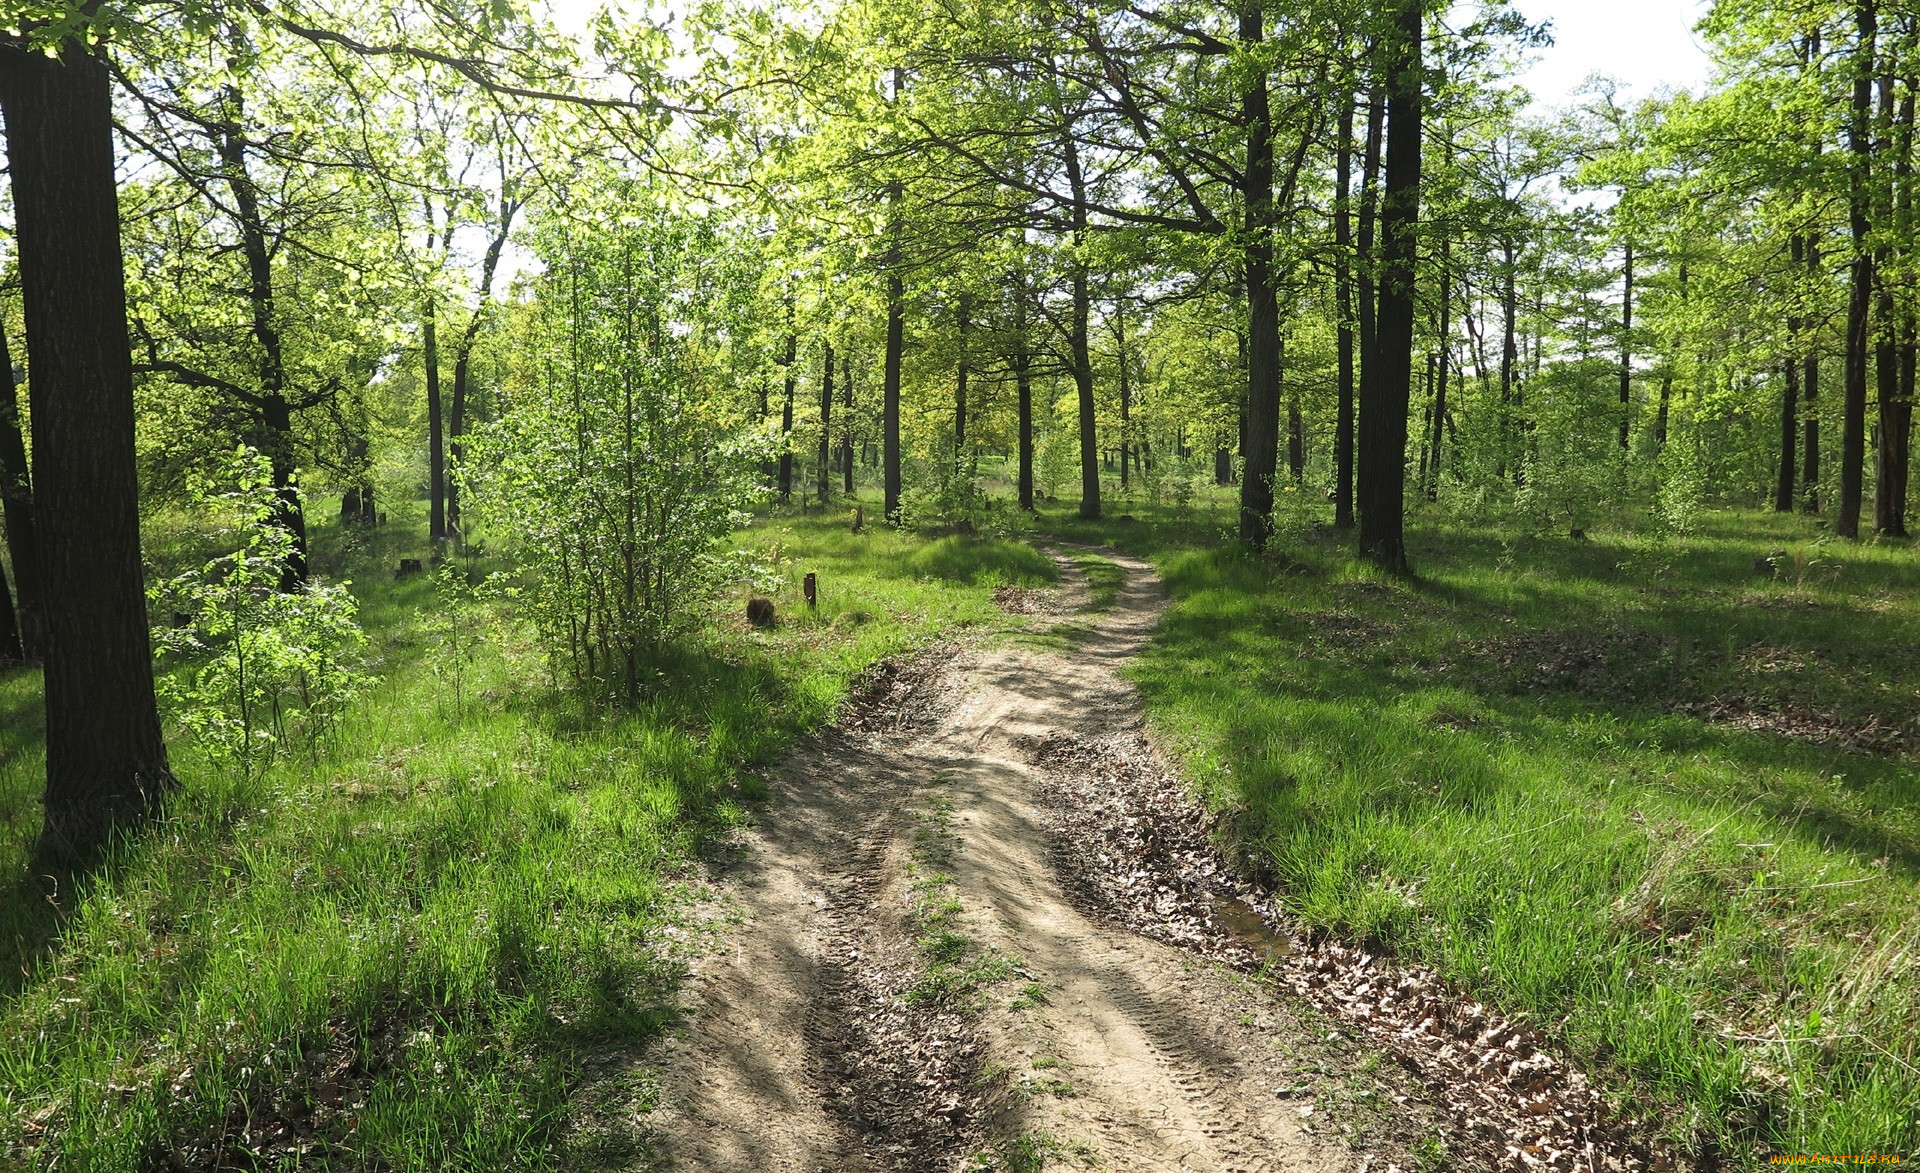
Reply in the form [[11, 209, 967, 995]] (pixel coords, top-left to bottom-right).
[[1208, 893, 1297, 965]]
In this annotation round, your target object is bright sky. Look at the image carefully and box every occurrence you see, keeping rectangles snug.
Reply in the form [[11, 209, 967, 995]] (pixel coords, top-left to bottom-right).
[[1504, 0, 1716, 108]]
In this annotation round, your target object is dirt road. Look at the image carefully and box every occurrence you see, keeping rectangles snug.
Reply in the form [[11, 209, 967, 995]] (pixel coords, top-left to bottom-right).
[[631, 547, 1639, 1172]]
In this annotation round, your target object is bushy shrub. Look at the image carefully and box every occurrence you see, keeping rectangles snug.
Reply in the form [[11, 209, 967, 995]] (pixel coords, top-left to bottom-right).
[[471, 205, 759, 702], [150, 447, 370, 777]]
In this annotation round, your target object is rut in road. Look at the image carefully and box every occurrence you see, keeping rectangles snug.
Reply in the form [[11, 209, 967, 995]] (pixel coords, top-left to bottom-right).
[[637, 547, 1420, 1172]]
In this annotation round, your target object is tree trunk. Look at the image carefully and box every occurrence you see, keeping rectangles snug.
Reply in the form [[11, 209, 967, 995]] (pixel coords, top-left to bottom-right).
[[0, 35, 177, 859], [1619, 240, 1634, 450], [1839, 1, 1876, 540], [779, 326, 797, 503], [841, 350, 855, 494], [1501, 241, 1520, 484], [1358, 0, 1421, 575], [447, 206, 514, 545], [1062, 135, 1101, 520], [0, 319, 40, 656], [1014, 279, 1035, 510], [1878, 69, 1915, 534], [219, 91, 306, 587], [1117, 306, 1133, 490], [884, 264, 904, 521], [425, 297, 446, 540], [819, 340, 834, 504], [1238, 5, 1280, 545], [0, 548, 17, 661], [1779, 358, 1800, 512], [1334, 93, 1357, 528], [1783, 235, 1808, 512], [1355, 84, 1385, 517], [955, 294, 970, 456], [1430, 213, 1451, 500]]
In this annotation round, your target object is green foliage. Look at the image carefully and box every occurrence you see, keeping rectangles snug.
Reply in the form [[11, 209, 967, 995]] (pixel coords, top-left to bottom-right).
[[150, 448, 370, 778], [1, 508, 1028, 1169], [474, 203, 760, 702]]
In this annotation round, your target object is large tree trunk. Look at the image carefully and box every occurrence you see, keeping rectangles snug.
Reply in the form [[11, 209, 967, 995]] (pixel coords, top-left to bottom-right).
[[1334, 93, 1357, 528], [1358, 0, 1422, 575], [0, 320, 40, 656], [819, 340, 835, 504], [0, 36, 177, 859], [1238, 5, 1279, 545], [1839, 1, 1876, 540]]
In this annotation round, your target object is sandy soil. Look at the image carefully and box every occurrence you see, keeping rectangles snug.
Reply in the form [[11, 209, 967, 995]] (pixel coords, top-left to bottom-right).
[[630, 545, 1625, 1172]]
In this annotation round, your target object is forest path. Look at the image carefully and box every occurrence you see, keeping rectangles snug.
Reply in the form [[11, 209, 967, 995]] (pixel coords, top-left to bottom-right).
[[632, 545, 1400, 1172]]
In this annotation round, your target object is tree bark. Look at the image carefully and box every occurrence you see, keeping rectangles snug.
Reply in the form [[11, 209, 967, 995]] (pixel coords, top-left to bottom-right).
[[425, 294, 446, 540], [955, 294, 970, 455], [0, 35, 177, 858], [1355, 85, 1385, 517], [1501, 240, 1520, 484], [1783, 235, 1808, 512], [0, 319, 40, 656], [841, 350, 855, 494], [1013, 270, 1035, 510], [1238, 4, 1280, 545], [218, 89, 306, 587], [1358, 0, 1422, 575], [819, 340, 834, 504], [1334, 92, 1357, 527], [1839, 1, 1876, 540], [1430, 188, 1451, 501], [1877, 70, 1915, 534], [0, 547, 17, 661], [1061, 134, 1101, 520], [1619, 240, 1634, 450], [1779, 358, 1800, 512], [779, 324, 797, 503]]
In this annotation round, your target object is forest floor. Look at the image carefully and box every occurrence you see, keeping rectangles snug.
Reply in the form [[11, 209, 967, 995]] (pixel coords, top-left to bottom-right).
[[622, 547, 1658, 1173]]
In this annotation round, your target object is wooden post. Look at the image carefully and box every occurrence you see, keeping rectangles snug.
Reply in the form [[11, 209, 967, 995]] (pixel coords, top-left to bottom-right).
[[804, 572, 818, 610]]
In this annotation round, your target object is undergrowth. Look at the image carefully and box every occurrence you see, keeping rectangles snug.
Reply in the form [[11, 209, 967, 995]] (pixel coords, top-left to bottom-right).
[[1096, 503, 1920, 1159], [0, 503, 1047, 1170]]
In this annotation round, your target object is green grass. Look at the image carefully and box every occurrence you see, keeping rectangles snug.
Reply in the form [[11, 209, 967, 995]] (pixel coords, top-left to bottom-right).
[[0, 502, 1038, 1170], [1087, 502, 1920, 1159]]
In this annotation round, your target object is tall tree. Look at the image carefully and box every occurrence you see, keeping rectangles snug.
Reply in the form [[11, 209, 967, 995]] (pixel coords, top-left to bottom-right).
[[0, 32, 177, 857], [1358, 0, 1423, 574], [1838, 1, 1876, 540]]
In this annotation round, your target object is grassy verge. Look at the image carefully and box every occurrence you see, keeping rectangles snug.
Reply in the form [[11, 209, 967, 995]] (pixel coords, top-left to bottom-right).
[[0, 504, 1052, 1171], [1090, 504, 1920, 1159]]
